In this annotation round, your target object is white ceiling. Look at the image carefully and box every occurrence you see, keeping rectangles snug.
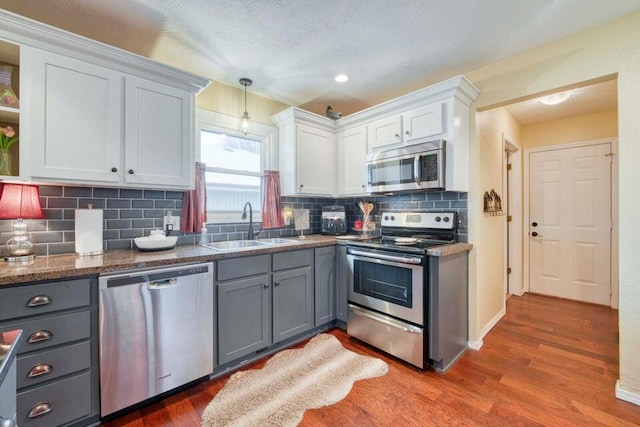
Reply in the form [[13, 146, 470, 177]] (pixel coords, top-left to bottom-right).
[[504, 79, 618, 126], [0, 0, 637, 116]]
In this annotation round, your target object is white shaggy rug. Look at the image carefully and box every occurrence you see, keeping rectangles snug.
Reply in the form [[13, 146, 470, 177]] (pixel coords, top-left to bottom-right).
[[201, 333, 388, 427]]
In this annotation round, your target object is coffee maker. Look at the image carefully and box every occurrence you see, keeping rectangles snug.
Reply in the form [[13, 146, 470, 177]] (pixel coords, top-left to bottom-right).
[[321, 205, 347, 235]]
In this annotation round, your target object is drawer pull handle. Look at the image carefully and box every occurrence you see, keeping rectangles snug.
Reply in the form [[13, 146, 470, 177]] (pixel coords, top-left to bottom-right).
[[28, 330, 53, 344], [27, 402, 52, 419], [27, 295, 52, 307], [28, 364, 53, 378]]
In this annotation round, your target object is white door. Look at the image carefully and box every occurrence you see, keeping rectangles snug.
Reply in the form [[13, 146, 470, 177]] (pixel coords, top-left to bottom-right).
[[29, 48, 122, 182], [124, 76, 193, 188], [337, 125, 367, 196], [529, 143, 611, 305], [295, 123, 334, 196]]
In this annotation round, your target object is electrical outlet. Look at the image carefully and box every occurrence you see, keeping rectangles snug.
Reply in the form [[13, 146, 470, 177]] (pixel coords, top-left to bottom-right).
[[163, 215, 181, 233]]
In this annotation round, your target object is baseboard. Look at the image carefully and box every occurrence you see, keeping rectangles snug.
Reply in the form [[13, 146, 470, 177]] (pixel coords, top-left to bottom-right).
[[616, 380, 640, 406], [468, 307, 506, 352], [468, 339, 483, 350]]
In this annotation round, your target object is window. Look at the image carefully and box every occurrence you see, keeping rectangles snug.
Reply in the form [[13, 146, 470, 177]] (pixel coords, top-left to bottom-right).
[[196, 109, 277, 223]]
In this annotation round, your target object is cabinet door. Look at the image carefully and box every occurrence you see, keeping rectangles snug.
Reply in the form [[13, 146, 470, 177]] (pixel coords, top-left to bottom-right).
[[218, 274, 271, 365], [124, 76, 193, 188], [337, 125, 368, 196], [273, 267, 313, 342], [295, 123, 334, 196], [402, 102, 445, 142], [367, 115, 402, 152], [314, 246, 336, 326], [335, 245, 349, 323], [29, 49, 122, 182]]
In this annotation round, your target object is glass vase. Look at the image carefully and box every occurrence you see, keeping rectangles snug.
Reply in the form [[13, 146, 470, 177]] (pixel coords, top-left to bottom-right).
[[0, 148, 11, 176]]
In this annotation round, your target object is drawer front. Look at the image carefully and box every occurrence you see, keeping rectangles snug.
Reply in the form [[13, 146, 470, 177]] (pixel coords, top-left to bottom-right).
[[272, 249, 313, 271], [217, 255, 269, 281], [0, 310, 91, 355], [0, 278, 90, 321], [17, 341, 91, 389], [17, 371, 91, 427]]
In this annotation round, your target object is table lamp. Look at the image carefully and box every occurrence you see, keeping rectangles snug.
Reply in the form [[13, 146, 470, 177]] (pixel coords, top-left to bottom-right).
[[0, 183, 44, 262]]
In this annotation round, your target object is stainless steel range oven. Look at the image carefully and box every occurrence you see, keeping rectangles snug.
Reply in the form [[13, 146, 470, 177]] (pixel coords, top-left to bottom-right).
[[346, 211, 456, 369]]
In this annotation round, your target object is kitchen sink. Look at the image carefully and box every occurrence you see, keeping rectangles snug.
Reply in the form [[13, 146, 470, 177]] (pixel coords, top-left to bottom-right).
[[258, 238, 298, 245], [202, 238, 300, 252], [202, 240, 272, 251]]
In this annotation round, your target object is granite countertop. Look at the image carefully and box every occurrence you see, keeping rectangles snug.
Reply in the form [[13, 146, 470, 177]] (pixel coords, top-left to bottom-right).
[[0, 329, 21, 387], [0, 235, 472, 287]]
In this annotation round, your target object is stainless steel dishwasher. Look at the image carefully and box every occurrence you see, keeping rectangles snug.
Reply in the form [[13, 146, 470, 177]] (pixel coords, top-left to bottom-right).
[[99, 262, 214, 416]]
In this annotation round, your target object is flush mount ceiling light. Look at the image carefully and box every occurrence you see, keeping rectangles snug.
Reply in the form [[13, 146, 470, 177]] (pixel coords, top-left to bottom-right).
[[334, 74, 349, 83], [538, 91, 572, 105], [239, 77, 252, 135]]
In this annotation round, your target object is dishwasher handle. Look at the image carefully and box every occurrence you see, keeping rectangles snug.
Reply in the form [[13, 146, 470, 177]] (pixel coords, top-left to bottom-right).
[[148, 278, 178, 289]]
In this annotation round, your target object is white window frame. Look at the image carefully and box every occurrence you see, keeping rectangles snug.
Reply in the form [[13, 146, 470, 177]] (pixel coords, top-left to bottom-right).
[[196, 108, 278, 224]]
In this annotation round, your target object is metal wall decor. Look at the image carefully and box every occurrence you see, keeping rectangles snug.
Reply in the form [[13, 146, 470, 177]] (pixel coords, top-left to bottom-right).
[[483, 189, 504, 216]]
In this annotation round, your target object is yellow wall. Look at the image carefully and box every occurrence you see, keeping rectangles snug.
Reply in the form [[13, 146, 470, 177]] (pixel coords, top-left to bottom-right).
[[522, 109, 618, 149], [469, 107, 521, 340], [196, 81, 288, 126], [465, 12, 640, 397]]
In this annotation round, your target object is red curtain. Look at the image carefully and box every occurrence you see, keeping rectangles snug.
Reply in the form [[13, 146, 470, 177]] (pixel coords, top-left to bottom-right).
[[261, 170, 284, 229], [181, 162, 207, 233]]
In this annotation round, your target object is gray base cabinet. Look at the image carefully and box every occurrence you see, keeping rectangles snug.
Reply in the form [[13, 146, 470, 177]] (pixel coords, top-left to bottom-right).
[[335, 245, 349, 323], [0, 277, 99, 427], [218, 274, 272, 365], [273, 267, 313, 342], [314, 246, 336, 326]]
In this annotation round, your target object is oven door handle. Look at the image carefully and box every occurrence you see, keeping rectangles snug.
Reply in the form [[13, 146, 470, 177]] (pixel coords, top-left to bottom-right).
[[349, 305, 423, 334], [348, 249, 423, 265]]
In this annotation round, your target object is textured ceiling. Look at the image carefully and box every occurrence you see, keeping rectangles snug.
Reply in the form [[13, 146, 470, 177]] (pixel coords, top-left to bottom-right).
[[0, 0, 638, 116]]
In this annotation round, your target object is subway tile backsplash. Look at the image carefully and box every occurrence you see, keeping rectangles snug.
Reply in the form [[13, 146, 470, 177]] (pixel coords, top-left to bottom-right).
[[0, 185, 467, 256]]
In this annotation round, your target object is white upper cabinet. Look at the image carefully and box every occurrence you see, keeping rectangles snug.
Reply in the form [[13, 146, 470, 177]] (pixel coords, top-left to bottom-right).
[[402, 102, 444, 143], [272, 108, 336, 197], [28, 49, 123, 183], [337, 125, 367, 196], [124, 76, 193, 188], [0, 9, 210, 189], [366, 115, 402, 152]]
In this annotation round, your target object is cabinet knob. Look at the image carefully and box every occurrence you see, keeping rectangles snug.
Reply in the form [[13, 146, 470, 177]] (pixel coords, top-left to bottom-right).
[[361, 184, 365, 188], [27, 295, 52, 308], [405, 131, 411, 135], [299, 184, 304, 188], [27, 403, 53, 419], [532, 232, 543, 237], [263, 283, 269, 288], [111, 167, 118, 173], [274, 281, 280, 287], [28, 363, 53, 378], [128, 169, 135, 175], [28, 330, 53, 344], [395, 133, 400, 138]]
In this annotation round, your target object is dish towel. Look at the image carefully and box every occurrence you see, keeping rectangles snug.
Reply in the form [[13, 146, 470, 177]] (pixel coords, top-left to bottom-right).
[[180, 162, 207, 233], [261, 170, 284, 229]]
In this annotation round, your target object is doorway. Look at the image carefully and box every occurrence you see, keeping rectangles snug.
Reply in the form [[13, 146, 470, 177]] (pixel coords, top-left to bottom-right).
[[525, 139, 614, 306]]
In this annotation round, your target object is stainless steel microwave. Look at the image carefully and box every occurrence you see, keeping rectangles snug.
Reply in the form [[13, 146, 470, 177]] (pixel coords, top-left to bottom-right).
[[366, 140, 445, 193]]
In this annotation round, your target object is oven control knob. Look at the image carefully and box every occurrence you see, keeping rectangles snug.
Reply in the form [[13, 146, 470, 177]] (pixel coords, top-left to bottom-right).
[[390, 215, 395, 221], [384, 215, 389, 221], [443, 216, 450, 222], [435, 216, 442, 222]]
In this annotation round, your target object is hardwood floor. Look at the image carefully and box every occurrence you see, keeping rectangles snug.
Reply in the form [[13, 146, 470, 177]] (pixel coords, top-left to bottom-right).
[[103, 294, 640, 426]]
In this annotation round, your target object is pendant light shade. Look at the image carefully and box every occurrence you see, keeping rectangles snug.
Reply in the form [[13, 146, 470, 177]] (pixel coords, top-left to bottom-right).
[[239, 78, 252, 135]]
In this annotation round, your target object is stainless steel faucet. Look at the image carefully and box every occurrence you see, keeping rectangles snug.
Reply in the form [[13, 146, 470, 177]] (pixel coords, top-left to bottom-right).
[[241, 202, 261, 240]]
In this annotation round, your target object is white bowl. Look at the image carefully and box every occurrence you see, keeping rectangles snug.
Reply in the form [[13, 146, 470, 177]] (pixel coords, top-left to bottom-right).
[[134, 235, 178, 251]]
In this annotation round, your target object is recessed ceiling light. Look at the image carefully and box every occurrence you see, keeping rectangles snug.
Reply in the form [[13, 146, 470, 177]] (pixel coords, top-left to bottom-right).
[[538, 91, 572, 105], [334, 74, 349, 83]]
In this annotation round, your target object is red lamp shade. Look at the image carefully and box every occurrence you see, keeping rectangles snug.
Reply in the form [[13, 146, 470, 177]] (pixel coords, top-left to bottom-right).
[[0, 184, 45, 220]]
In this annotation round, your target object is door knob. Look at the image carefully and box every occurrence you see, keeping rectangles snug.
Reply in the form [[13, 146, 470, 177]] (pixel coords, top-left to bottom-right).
[[532, 222, 538, 227]]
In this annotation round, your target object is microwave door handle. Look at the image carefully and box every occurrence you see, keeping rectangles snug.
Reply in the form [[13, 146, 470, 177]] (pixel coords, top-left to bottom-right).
[[414, 154, 422, 184]]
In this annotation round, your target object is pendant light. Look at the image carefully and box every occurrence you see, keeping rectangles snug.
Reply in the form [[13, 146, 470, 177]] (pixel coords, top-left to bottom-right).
[[239, 78, 252, 135]]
